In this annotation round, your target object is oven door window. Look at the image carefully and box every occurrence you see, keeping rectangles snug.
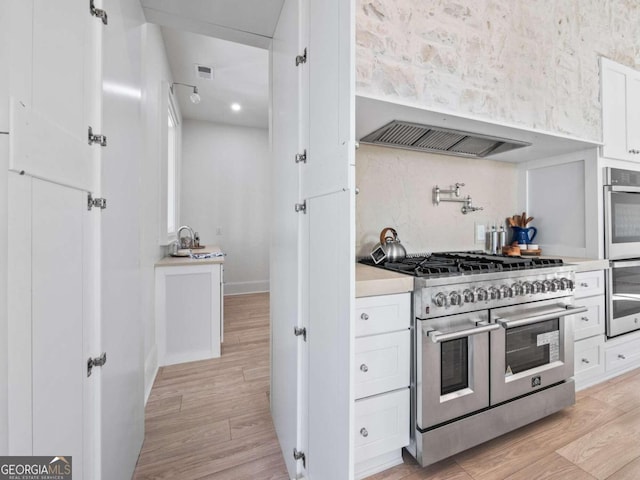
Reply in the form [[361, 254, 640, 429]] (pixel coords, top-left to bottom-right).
[[441, 338, 469, 395], [612, 265, 640, 319], [611, 192, 640, 244], [505, 319, 559, 375]]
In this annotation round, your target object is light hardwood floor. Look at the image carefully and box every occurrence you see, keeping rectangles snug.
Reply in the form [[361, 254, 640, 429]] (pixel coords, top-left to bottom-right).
[[133, 293, 289, 480], [134, 292, 640, 480]]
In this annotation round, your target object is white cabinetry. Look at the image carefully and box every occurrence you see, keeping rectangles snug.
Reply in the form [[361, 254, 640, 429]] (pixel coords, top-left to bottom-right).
[[354, 293, 410, 479], [573, 270, 606, 388], [601, 58, 640, 161], [155, 262, 224, 366]]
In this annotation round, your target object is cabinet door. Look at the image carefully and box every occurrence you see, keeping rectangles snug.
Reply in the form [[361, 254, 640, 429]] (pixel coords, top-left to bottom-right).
[[301, 0, 354, 199], [31, 179, 86, 477], [627, 74, 640, 156], [271, 0, 303, 477], [601, 58, 640, 162], [9, 0, 99, 191], [99, 1, 144, 479]]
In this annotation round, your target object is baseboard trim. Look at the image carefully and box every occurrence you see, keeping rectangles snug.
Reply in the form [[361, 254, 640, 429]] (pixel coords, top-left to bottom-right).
[[224, 280, 269, 295], [144, 345, 158, 405]]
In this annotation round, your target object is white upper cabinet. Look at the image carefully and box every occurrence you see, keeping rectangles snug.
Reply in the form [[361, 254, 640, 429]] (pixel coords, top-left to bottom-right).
[[301, 0, 354, 199], [601, 58, 640, 161]]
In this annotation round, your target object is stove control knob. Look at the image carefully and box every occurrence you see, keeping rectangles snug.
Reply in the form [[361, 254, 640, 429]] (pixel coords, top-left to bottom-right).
[[560, 278, 574, 290], [449, 291, 463, 306], [476, 288, 488, 301], [522, 282, 533, 295], [541, 280, 552, 293], [488, 287, 500, 300], [551, 279, 562, 292], [500, 285, 513, 298], [511, 283, 523, 296], [532, 281, 543, 294], [433, 292, 448, 308], [463, 289, 475, 303]]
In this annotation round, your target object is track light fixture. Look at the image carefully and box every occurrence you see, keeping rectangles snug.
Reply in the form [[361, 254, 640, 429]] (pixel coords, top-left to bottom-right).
[[170, 82, 201, 104]]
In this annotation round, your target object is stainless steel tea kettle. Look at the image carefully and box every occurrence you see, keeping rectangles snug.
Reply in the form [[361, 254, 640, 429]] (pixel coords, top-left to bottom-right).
[[372, 227, 407, 263]]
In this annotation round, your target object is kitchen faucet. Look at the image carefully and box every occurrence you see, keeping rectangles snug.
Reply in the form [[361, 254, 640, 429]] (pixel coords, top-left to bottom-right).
[[177, 225, 195, 249]]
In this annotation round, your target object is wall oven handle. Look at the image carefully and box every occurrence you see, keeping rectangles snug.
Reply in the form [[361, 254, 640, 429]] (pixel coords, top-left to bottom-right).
[[428, 323, 500, 343], [495, 305, 588, 329]]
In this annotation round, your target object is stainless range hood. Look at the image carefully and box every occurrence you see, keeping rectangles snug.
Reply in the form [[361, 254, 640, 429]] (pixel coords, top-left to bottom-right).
[[360, 120, 531, 158]]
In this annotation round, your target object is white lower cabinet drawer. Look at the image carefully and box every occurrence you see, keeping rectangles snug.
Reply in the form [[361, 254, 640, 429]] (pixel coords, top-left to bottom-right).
[[354, 388, 410, 465], [573, 295, 605, 341], [355, 330, 410, 400], [574, 335, 604, 379], [355, 293, 411, 337], [574, 270, 605, 299], [606, 337, 640, 372]]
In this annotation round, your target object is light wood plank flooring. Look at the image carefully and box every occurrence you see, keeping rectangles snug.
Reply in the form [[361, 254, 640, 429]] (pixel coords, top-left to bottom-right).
[[134, 292, 640, 480], [133, 293, 289, 480], [369, 368, 640, 480]]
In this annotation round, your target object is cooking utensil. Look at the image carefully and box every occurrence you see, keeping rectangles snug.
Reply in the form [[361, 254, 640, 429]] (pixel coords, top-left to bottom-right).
[[371, 227, 407, 263], [525, 216, 534, 226]]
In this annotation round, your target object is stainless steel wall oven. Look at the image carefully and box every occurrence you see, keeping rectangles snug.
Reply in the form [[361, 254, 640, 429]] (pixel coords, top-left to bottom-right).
[[604, 167, 640, 337]]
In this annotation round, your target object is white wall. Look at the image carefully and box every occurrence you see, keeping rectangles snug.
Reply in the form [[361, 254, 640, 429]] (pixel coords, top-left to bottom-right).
[[181, 120, 270, 294], [139, 23, 177, 400], [0, 1, 9, 455], [356, 0, 640, 141], [356, 144, 519, 256]]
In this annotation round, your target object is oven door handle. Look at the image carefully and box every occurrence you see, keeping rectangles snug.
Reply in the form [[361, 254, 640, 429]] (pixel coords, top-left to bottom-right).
[[495, 305, 588, 329], [428, 323, 500, 343]]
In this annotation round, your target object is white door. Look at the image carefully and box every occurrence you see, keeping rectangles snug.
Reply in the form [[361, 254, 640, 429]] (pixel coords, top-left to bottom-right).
[[270, 0, 303, 477], [301, 0, 355, 478], [99, 1, 145, 478], [31, 179, 86, 477], [6, 0, 100, 476]]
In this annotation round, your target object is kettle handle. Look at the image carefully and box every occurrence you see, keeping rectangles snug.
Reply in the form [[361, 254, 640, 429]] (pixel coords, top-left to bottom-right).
[[379, 227, 398, 245]]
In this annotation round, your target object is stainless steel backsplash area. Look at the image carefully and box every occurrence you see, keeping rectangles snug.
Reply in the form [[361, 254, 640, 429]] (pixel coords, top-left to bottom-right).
[[355, 144, 519, 256]]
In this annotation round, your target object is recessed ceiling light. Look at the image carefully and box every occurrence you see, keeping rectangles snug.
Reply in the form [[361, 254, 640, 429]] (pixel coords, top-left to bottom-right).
[[231, 103, 242, 112]]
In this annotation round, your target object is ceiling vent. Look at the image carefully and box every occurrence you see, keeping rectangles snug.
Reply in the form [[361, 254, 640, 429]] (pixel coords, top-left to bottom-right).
[[194, 64, 214, 80], [360, 120, 531, 158]]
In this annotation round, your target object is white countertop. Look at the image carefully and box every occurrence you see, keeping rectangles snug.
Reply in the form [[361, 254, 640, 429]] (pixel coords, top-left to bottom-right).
[[356, 263, 414, 298], [540, 256, 609, 273], [155, 246, 225, 267]]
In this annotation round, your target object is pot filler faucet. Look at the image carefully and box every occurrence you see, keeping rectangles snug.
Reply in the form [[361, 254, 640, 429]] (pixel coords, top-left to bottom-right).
[[177, 225, 195, 249]]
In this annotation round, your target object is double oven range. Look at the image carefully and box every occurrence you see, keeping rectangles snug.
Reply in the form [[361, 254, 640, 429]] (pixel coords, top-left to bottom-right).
[[361, 252, 586, 466]]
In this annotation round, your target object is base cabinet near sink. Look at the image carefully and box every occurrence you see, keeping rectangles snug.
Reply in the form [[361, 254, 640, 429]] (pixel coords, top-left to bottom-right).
[[354, 293, 411, 479], [155, 261, 224, 366]]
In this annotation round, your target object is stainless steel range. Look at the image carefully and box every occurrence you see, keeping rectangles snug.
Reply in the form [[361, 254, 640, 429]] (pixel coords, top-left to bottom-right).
[[360, 252, 587, 466]]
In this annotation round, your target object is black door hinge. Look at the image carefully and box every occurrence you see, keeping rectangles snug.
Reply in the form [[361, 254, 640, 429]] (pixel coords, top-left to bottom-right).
[[90, 0, 108, 24], [293, 448, 306, 468], [88, 126, 107, 146], [293, 326, 307, 342], [88, 193, 107, 211], [87, 352, 107, 377], [295, 48, 307, 66], [295, 150, 307, 164], [294, 201, 307, 214]]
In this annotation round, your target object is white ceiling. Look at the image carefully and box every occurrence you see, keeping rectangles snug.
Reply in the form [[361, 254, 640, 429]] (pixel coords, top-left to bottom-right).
[[141, 0, 285, 49], [161, 27, 269, 128]]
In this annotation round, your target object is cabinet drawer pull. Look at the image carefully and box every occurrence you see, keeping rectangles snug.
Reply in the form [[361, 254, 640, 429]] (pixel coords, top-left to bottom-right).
[[580, 282, 589, 288], [360, 427, 368, 437], [360, 364, 369, 373], [360, 313, 369, 320], [581, 358, 590, 364], [581, 316, 589, 322], [618, 354, 627, 360]]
